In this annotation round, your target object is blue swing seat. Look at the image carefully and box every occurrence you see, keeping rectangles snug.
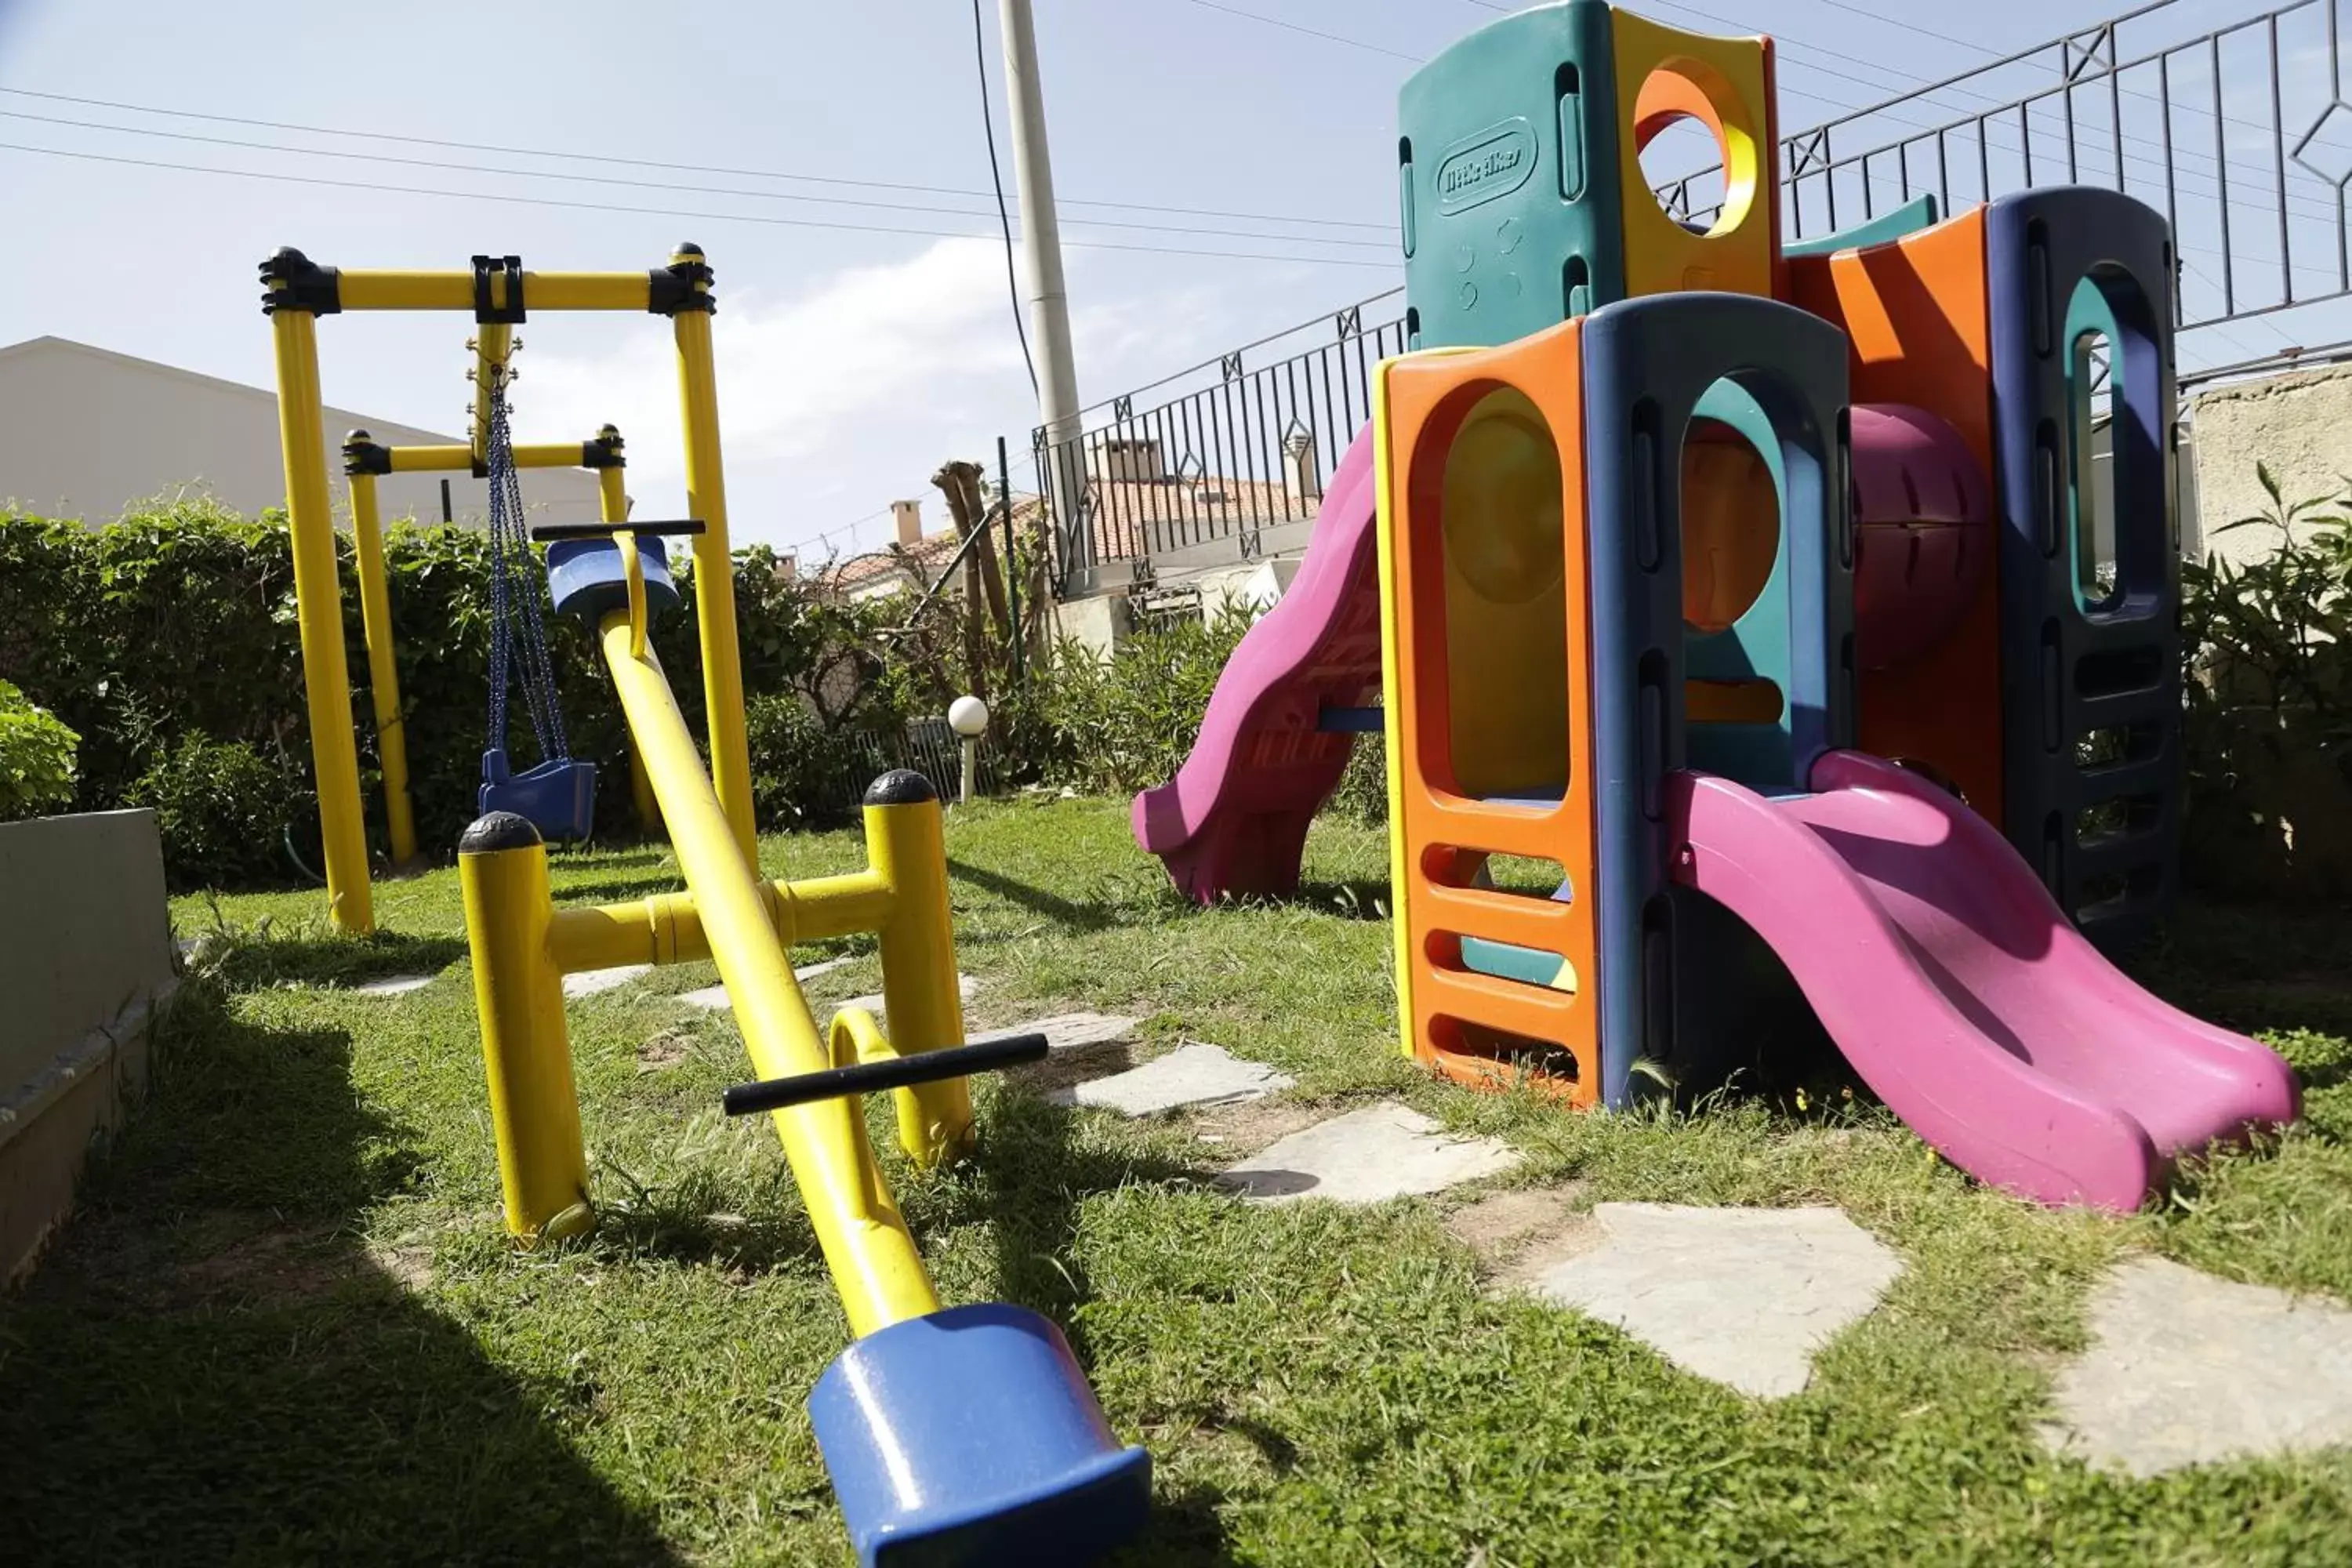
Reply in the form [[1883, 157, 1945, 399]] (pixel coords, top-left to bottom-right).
[[546, 535, 680, 622], [479, 748, 597, 841]]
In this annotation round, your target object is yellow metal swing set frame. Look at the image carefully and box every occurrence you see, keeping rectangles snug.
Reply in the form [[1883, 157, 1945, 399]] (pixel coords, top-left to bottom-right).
[[263, 246, 968, 1330]]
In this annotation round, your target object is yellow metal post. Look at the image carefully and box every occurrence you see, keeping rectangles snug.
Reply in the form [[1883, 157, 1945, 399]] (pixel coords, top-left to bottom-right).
[[597, 609, 938, 1338], [863, 771, 975, 1165], [471, 319, 514, 467], [668, 247, 757, 862], [459, 814, 594, 1243], [591, 450, 662, 836], [266, 296, 374, 934], [343, 444, 417, 866]]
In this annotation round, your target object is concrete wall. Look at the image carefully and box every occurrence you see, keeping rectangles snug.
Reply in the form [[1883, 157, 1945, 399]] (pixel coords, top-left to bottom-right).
[[2187, 363, 2352, 567], [0, 810, 176, 1281], [0, 336, 602, 530]]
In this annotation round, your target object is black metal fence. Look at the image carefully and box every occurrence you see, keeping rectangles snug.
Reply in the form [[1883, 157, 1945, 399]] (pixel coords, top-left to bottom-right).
[[1038, 0, 2352, 594], [1033, 294, 1408, 594], [1671, 0, 2352, 353]]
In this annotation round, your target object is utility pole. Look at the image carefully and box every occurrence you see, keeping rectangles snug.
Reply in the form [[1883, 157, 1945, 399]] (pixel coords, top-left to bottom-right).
[[996, 0, 1089, 579]]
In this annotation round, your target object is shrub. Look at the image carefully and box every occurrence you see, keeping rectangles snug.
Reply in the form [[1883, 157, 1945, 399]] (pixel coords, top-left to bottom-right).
[[1327, 729, 1388, 826], [126, 731, 307, 890], [1038, 604, 1257, 795], [0, 499, 967, 883], [744, 693, 893, 829], [0, 678, 78, 820], [2180, 466, 2352, 901]]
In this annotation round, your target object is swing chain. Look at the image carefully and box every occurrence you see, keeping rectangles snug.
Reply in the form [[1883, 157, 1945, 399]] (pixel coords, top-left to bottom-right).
[[483, 361, 572, 766]]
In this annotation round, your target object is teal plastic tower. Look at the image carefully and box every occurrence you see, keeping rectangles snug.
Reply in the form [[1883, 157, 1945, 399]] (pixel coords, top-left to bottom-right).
[[1398, 0, 1625, 351]]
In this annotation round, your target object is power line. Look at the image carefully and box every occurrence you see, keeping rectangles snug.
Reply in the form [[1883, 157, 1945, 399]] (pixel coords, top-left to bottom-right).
[[0, 107, 1395, 252], [1174, 0, 1425, 62], [0, 82, 1396, 234], [0, 139, 1400, 270], [782, 508, 893, 561], [1799, 0, 1998, 57], [972, 0, 1039, 395]]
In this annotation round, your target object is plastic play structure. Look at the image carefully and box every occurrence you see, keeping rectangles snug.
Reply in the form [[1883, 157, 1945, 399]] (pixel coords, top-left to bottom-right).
[[1134, 0, 2299, 1211], [265, 248, 1149, 1563]]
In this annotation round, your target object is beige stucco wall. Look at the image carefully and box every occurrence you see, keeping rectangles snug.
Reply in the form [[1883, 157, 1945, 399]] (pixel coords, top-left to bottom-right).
[[0, 337, 601, 530], [2187, 363, 2352, 567], [0, 809, 177, 1280]]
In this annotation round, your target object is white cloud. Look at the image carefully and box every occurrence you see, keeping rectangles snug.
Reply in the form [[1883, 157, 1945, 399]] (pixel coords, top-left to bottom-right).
[[524, 237, 1028, 495], [513, 237, 1326, 552]]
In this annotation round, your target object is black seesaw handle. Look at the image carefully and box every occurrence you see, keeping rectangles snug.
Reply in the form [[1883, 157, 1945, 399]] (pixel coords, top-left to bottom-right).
[[720, 1032, 1050, 1117], [528, 518, 709, 542]]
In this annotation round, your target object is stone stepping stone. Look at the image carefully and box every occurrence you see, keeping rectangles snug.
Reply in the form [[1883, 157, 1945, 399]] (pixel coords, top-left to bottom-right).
[[1219, 1102, 1518, 1205], [1011, 1011, 1142, 1053], [1522, 1204, 1902, 1399], [564, 963, 652, 999], [1049, 1042, 1292, 1116], [682, 971, 978, 1014], [2044, 1257, 2352, 1477], [351, 975, 434, 996]]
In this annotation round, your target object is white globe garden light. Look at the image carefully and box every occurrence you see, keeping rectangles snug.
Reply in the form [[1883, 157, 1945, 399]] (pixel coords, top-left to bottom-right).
[[946, 695, 989, 804], [947, 695, 990, 738]]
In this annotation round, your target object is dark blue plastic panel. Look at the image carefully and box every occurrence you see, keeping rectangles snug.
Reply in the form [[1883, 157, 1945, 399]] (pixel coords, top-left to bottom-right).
[[548, 535, 680, 625], [811, 1303, 1152, 1568], [1578, 292, 1854, 1107], [1984, 187, 2180, 949]]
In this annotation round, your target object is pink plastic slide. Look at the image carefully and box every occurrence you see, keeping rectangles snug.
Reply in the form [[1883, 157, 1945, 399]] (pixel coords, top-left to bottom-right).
[[1669, 750, 2299, 1209], [1132, 424, 1383, 903]]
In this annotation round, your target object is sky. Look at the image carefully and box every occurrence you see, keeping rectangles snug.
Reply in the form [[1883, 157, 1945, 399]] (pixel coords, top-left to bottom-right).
[[0, 0, 2328, 562]]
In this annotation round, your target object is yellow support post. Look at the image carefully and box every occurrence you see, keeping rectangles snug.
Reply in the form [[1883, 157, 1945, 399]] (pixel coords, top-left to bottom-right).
[[591, 456, 663, 837], [471, 319, 514, 468], [265, 289, 374, 934], [667, 245, 757, 862], [458, 815, 594, 1243], [343, 442, 418, 866], [597, 609, 938, 1338], [863, 771, 975, 1166]]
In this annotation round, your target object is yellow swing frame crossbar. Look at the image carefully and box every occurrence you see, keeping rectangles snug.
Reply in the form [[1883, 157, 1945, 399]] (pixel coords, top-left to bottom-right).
[[340, 420, 657, 865], [459, 532, 972, 1338], [261, 245, 755, 933]]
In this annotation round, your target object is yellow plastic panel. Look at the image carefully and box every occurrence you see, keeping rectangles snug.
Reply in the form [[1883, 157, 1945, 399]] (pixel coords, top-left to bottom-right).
[[1610, 9, 1777, 300]]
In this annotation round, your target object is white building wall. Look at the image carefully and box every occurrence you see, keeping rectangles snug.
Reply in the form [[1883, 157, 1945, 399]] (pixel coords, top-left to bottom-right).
[[0, 336, 602, 530]]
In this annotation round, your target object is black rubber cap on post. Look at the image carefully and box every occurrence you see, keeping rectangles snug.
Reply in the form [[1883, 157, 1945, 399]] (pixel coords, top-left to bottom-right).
[[863, 769, 936, 807], [460, 811, 543, 855]]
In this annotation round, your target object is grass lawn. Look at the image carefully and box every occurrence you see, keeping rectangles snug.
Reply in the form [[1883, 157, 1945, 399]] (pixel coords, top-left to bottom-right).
[[4, 793, 2350, 1565]]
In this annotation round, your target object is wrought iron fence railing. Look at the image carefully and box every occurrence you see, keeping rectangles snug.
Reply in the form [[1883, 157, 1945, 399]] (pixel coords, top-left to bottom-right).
[[1671, 0, 2352, 344], [1031, 292, 1406, 596]]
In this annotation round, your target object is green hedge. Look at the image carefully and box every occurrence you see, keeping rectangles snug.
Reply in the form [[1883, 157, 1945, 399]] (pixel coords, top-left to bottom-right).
[[0, 498, 967, 885], [0, 677, 78, 819]]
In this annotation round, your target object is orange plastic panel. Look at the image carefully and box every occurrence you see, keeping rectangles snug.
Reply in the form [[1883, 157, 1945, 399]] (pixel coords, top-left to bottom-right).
[[1787, 209, 2006, 825], [1378, 319, 1603, 1105]]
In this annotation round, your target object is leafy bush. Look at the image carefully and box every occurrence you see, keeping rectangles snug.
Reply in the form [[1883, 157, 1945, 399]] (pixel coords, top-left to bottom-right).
[[1038, 604, 1257, 795], [0, 678, 78, 820], [1327, 729, 1388, 825], [0, 498, 977, 885], [2180, 466, 2352, 901], [744, 693, 894, 829], [126, 731, 307, 890]]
